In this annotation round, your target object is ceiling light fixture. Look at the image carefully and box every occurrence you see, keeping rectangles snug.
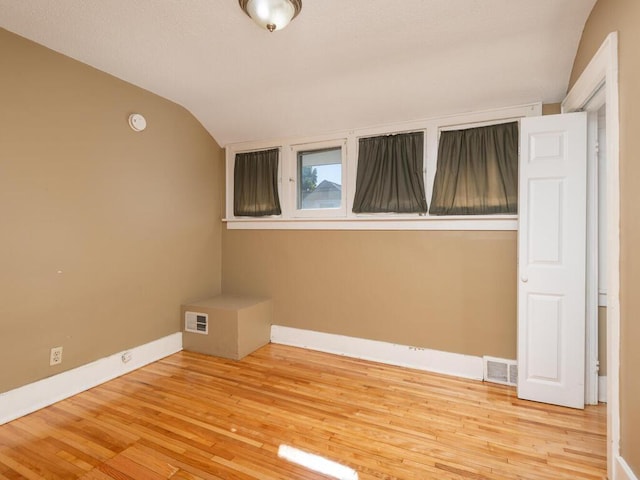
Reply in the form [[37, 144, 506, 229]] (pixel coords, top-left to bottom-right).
[[239, 0, 302, 33]]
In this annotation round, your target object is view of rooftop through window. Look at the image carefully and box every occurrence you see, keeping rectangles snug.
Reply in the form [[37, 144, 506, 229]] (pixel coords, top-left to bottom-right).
[[297, 147, 342, 210]]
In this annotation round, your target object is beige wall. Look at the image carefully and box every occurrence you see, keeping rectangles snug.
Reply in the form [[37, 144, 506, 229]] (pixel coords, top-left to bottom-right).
[[0, 28, 224, 393], [541, 103, 562, 115], [599, 307, 607, 376], [221, 105, 562, 360], [223, 229, 517, 359], [569, 0, 640, 472]]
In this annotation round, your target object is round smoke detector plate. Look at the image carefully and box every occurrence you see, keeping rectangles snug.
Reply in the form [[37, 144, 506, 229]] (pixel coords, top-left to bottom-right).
[[128, 113, 147, 132]]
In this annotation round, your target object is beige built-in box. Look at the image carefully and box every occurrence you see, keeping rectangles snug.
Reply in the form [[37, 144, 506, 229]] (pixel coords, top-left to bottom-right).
[[182, 295, 272, 360]]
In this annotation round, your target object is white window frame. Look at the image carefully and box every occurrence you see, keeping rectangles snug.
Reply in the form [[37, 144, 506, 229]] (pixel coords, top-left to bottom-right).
[[290, 139, 347, 219], [224, 103, 542, 230]]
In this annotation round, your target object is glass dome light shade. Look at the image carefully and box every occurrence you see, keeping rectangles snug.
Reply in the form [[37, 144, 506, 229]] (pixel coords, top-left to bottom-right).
[[240, 0, 302, 32]]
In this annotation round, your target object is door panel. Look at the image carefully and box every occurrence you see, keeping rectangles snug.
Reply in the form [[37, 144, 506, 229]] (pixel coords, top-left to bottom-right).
[[518, 112, 587, 409], [528, 179, 563, 263], [527, 294, 561, 381]]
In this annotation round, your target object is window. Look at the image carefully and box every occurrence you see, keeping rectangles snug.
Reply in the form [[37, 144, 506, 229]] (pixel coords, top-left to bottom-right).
[[291, 140, 347, 218], [224, 103, 537, 230], [298, 148, 342, 210], [234, 148, 281, 217], [352, 131, 427, 214], [430, 122, 519, 215]]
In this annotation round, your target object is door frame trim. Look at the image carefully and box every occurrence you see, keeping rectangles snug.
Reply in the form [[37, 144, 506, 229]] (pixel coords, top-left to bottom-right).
[[562, 31, 619, 479], [584, 105, 601, 406]]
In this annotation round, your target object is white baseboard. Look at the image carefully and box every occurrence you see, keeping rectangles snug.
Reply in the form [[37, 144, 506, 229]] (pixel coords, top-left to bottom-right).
[[599, 375, 607, 403], [616, 456, 639, 480], [0, 332, 183, 425], [270, 325, 483, 381]]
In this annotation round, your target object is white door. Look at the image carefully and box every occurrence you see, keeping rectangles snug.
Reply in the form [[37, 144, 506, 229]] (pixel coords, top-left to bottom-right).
[[518, 112, 587, 409]]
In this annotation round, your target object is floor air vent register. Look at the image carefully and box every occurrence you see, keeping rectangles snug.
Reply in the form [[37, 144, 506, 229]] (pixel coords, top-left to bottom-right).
[[483, 356, 518, 386]]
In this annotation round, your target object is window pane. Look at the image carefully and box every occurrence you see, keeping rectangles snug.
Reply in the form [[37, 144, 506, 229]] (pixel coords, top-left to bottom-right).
[[297, 147, 342, 210]]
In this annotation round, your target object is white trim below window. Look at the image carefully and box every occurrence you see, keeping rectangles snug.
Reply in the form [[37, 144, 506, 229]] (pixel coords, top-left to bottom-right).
[[224, 216, 517, 231]]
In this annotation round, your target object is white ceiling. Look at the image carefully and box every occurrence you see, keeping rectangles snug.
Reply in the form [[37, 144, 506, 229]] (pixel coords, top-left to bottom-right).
[[0, 0, 596, 146]]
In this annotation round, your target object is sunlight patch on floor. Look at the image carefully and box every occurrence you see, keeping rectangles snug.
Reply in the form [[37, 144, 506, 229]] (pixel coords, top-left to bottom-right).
[[278, 444, 359, 480]]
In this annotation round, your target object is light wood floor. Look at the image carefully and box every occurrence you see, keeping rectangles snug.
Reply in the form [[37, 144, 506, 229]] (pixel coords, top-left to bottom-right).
[[0, 344, 606, 480]]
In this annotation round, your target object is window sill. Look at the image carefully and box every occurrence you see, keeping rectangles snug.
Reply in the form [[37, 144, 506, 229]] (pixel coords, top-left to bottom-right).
[[223, 215, 518, 231]]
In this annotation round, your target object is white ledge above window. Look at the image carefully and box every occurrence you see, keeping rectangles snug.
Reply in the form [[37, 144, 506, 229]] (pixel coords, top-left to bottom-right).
[[223, 215, 518, 231]]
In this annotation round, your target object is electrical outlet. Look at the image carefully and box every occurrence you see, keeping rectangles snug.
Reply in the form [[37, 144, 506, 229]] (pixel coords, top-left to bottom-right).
[[50, 346, 63, 366]]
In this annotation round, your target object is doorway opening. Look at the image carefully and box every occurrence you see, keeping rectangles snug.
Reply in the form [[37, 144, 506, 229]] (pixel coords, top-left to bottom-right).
[[562, 31, 619, 478]]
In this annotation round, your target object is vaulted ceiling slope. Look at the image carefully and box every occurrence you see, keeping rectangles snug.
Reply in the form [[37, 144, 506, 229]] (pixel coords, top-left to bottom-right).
[[0, 1, 596, 146]]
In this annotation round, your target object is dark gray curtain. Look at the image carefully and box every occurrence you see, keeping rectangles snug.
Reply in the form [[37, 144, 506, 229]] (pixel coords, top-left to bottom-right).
[[234, 148, 282, 216], [352, 131, 427, 213], [429, 122, 518, 215]]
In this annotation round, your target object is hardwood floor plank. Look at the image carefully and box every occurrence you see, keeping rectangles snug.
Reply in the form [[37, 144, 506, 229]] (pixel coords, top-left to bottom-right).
[[119, 446, 179, 478], [0, 345, 606, 479], [0, 450, 47, 480]]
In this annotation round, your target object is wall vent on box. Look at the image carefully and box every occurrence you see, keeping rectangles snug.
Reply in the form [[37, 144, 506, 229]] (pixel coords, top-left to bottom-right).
[[483, 356, 517, 386], [185, 311, 208, 335]]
